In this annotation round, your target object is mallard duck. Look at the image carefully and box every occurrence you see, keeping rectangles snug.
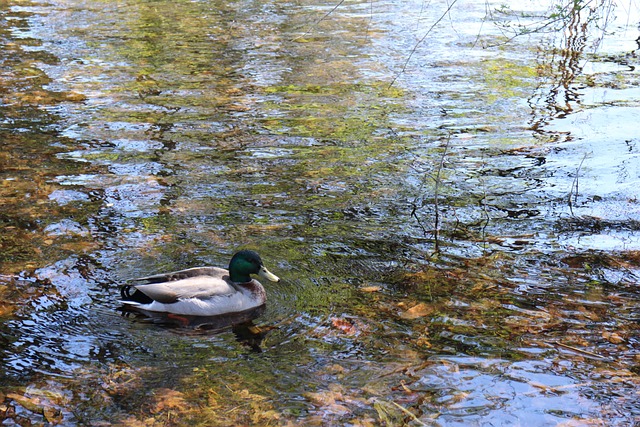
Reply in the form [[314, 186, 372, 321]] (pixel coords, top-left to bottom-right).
[[120, 250, 280, 316]]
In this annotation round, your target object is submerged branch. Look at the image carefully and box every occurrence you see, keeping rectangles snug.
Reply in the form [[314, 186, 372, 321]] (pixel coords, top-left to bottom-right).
[[545, 340, 609, 360]]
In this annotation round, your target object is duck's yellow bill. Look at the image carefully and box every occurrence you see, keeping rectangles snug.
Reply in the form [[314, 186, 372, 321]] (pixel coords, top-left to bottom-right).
[[259, 266, 280, 282]]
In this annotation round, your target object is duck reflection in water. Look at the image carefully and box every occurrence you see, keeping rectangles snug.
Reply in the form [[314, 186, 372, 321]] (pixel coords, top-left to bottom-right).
[[119, 305, 273, 352]]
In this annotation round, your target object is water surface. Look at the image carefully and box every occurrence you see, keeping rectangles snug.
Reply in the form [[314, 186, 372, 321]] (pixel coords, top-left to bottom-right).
[[1, 0, 639, 425]]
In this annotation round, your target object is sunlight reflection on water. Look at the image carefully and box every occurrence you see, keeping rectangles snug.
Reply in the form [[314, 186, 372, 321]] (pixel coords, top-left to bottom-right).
[[0, 0, 638, 425]]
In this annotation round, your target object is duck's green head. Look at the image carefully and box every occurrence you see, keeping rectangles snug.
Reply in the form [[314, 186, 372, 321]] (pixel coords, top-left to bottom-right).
[[229, 250, 280, 284]]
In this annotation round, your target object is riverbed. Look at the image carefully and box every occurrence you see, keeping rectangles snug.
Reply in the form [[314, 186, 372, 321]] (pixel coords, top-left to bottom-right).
[[1, 0, 639, 425]]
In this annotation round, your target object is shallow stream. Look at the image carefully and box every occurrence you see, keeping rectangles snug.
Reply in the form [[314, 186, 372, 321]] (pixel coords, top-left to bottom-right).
[[1, 0, 639, 425]]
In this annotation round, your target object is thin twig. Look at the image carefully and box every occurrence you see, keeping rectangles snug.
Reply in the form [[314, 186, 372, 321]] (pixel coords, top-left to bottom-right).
[[479, 150, 490, 253], [471, 0, 491, 48], [389, 0, 459, 88], [411, 198, 429, 237], [433, 135, 451, 254], [409, 155, 430, 237], [376, 398, 432, 426], [545, 340, 608, 360], [365, 0, 374, 41], [568, 152, 588, 216], [292, 0, 345, 42]]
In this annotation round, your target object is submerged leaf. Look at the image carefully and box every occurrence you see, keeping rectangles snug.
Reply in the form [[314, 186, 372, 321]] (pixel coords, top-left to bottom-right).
[[151, 388, 188, 413], [602, 331, 625, 344], [331, 317, 359, 335], [399, 302, 433, 319], [359, 285, 382, 293]]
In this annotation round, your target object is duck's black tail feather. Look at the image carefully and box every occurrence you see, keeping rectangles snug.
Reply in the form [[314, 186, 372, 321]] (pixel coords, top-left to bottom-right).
[[120, 285, 154, 304]]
